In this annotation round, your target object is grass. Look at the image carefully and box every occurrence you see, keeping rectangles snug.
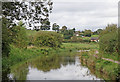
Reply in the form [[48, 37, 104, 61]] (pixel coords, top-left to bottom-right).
[[77, 35, 99, 40], [79, 37, 91, 40], [97, 51, 119, 61], [79, 50, 119, 80], [25, 29, 37, 36], [62, 43, 99, 50], [91, 35, 99, 37], [9, 45, 43, 66]]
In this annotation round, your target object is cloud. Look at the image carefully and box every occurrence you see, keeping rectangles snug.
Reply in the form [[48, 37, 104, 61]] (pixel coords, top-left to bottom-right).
[[49, 0, 118, 31]]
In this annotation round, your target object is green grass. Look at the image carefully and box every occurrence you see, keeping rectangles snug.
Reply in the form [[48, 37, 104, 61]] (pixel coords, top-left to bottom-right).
[[9, 45, 43, 65], [91, 35, 99, 37], [80, 37, 91, 40], [77, 35, 99, 40], [79, 50, 119, 80], [62, 43, 99, 50], [25, 29, 37, 36], [97, 52, 119, 61]]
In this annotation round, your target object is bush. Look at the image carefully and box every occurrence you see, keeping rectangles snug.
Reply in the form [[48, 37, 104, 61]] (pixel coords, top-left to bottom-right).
[[99, 25, 118, 53], [34, 31, 63, 47]]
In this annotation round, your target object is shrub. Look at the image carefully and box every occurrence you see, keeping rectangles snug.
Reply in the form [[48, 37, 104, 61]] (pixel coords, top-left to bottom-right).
[[99, 28, 118, 53], [34, 31, 63, 47]]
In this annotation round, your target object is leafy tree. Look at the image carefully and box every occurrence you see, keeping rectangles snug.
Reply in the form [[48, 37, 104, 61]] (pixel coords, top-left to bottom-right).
[[60, 26, 67, 32], [100, 24, 117, 36], [34, 31, 63, 47], [2, 0, 53, 30], [83, 29, 92, 37], [2, 17, 12, 81], [10, 21, 28, 48], [93, 29, 103, 35], [52, 23, 60, 32], [97, 29, 103, 34], [2, 17, 12, 57], [99, 24, 118, 53], [61, 28, 75, 39], [72, 28, 76, 33], [118, 28, 120, 54]]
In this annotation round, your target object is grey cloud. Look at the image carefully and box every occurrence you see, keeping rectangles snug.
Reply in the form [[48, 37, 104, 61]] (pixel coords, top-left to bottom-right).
[[49, 0, 118, 31], [52, 2, 117, 13]]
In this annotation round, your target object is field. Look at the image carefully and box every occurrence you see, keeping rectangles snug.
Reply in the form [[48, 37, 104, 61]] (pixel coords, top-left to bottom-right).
[[62, 43, 98, 50], [91, 35, 99, 37]]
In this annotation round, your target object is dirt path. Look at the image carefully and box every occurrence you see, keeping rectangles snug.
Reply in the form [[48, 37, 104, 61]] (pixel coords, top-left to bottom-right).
[[93, 51, 120, 64]]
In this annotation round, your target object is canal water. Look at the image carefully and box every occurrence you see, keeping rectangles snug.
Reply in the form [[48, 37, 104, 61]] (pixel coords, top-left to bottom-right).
[[9, 55, 102, 80]]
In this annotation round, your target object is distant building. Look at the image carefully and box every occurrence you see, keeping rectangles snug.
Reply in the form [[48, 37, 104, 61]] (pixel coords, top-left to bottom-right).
[[91, 37, 99, 42], [76, 34, 79, 36], [81, 35, 85, 37], [74, 32, 80, 36]]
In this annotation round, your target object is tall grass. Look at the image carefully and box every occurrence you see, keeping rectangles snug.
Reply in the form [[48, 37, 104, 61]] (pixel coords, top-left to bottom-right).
[[79, 51, 119, 80]]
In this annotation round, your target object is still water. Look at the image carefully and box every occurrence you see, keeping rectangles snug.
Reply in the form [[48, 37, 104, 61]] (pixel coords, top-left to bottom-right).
[[9, 54, 102, 80]]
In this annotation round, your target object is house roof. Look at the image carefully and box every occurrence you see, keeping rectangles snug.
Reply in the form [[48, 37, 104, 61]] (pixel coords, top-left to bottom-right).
[[91, 37, 99, 40]]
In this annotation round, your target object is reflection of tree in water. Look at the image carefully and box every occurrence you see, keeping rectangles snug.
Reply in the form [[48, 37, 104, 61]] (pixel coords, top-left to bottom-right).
[[61, 57, 75, 66], [10, 53, 76, 80], [10, 62, 29, 80], [29, 55, 76, 72], [29, 55, 61, 72], [2, 58, 10, 81]]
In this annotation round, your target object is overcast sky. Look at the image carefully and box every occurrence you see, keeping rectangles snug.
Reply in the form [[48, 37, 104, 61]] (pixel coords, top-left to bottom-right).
[[49, 0, 119, 31]]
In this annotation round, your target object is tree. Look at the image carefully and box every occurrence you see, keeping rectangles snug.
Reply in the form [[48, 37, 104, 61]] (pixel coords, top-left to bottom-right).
[[100, 24, 117, 36], [61, 28, 75, 39], [2, 0, 53, 30], [61, 26, 67, 32], [2, 17, 12, 81], [52, 23, 60, 32], [93, 29, 103, 35], [10, 21, 28, 48], [83, 29, 92, 37], [2, 17, 11, 57], [72, 28, 75, 33], [34, 31, 63, 47], [97, 29, 103, 34], [99, 24, 118, 53]]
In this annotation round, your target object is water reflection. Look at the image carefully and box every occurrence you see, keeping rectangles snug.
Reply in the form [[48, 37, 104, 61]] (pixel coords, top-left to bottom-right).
[[10, 54, 102, 80]]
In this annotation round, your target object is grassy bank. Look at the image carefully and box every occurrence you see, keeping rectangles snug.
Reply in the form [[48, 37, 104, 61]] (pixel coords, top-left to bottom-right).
[[96, 51, 119, 61], [79, 51, 119, 80], [7, 43, 98, 67]]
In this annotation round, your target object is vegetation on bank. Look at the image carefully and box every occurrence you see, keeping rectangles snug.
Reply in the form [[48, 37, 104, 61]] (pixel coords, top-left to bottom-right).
[[33, 31, 63, 47], [8, 42, 98, 67], [99, 24, 118, 53], [79, 51, 119, 80]]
